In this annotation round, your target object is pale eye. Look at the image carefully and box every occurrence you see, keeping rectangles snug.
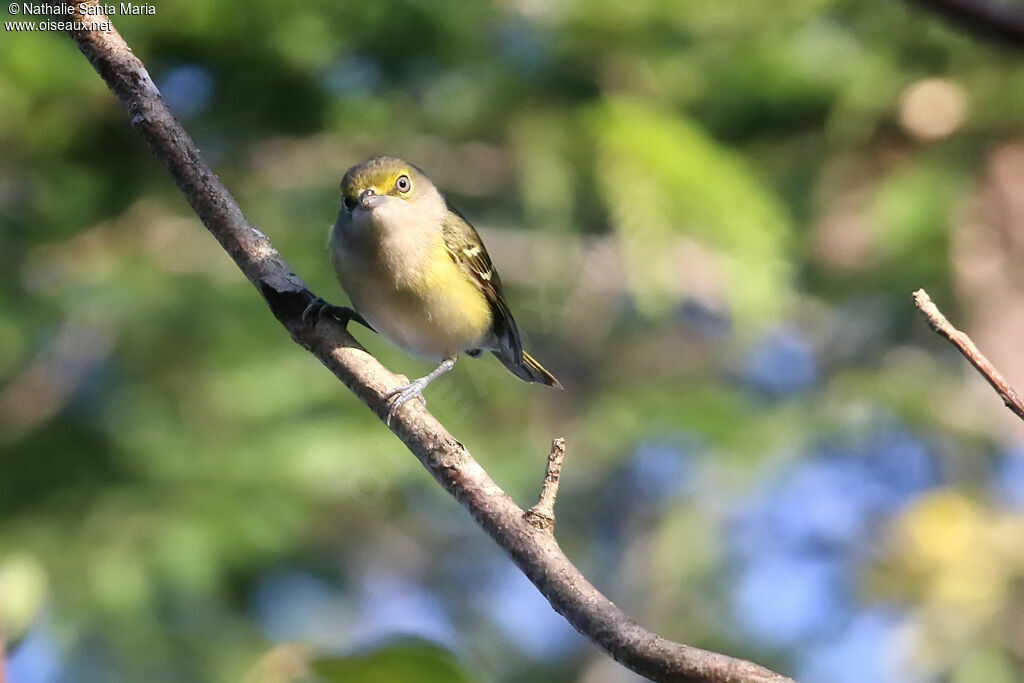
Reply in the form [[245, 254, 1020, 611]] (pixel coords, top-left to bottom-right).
[[395, 175, 411, 193]]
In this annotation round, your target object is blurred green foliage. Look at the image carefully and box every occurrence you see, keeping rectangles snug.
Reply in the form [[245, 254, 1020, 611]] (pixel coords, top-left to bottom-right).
[[3, 0, 1024, 681], [312, 640, 475, 683]]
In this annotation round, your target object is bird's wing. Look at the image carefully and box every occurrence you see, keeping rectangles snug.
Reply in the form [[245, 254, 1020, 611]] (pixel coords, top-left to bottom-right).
[[441, 203, 523, 363]]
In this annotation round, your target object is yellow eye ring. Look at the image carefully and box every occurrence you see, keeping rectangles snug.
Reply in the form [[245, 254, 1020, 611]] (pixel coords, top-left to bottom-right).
[[395, 174, 411, 193]]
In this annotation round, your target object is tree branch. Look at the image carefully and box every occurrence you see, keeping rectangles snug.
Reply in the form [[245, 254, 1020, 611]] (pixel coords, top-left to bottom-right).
[[913, 289, 1024, 422], [49, 4, 793, 681], [905, 0, 1024, 49]]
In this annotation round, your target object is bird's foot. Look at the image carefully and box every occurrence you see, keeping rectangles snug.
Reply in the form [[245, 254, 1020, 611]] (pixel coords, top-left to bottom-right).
[[384, 378, 429, 426], [302, 297, 373, 331], [382, 357, 455, 426], [302, 296, 344, 324]]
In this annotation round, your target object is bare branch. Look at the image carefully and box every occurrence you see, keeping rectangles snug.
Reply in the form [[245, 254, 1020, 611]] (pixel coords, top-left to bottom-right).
[[525, 438, 567, 531], [905, 0, 1024, 49], [913, 289, 1024, 422], [49, 4, 794, 681]]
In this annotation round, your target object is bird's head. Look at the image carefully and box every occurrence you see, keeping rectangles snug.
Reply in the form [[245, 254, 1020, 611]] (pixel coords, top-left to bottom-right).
[[340, 156, 437, 216]]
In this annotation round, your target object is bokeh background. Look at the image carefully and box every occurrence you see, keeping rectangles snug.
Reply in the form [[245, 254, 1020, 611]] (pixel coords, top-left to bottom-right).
[[3, 1, 1024, 681]]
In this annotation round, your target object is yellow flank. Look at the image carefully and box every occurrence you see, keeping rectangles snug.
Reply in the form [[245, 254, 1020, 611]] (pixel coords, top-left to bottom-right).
[[420, 239, 493, 344]]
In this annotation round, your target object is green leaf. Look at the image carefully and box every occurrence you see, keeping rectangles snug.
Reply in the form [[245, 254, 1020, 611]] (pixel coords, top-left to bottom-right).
[[311, 641, 474, 683], [588, 97, 794, 329], [863, 156, 966, 292]]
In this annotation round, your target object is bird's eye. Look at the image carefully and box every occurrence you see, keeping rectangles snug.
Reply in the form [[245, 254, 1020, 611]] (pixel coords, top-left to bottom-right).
[[395, 175, 411, 193], [343, 194, 357, 211]]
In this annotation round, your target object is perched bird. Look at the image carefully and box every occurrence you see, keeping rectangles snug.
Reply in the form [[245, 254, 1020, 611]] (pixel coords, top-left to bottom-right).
[[306, 155, 561, 424]]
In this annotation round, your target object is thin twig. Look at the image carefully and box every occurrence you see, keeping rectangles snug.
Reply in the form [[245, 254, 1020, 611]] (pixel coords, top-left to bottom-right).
[[526, 438, 567, 531], [913, 289, 1024, 422], [905, 0, 1024, 49], [48, 4, 794, 681]]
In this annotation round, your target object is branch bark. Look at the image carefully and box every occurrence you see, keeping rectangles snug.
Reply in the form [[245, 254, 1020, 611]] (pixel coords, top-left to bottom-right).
[[913, 289, 1024, 422], [905, 0, 1024, 48], [49, 4, 793, 681]]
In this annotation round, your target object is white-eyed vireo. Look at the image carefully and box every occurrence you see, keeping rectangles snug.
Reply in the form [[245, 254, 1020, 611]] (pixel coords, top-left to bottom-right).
[[306, 155, 561, 424]]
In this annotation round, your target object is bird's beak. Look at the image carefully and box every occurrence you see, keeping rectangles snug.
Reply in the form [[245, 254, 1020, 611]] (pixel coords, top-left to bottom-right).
[[358, 188, 384, 210]]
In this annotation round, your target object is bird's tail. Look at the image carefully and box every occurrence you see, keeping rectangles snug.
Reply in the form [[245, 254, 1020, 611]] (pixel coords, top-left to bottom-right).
[[493, 349, 562, 388]]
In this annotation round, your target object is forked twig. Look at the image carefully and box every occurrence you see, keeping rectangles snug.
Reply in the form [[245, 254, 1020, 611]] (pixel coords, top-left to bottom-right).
[[526, 438, 567, 530]]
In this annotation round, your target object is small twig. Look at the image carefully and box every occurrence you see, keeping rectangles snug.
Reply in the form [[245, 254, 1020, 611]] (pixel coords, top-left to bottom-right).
[[913, 289, 1024, 422], [526, 438, 567, 531]]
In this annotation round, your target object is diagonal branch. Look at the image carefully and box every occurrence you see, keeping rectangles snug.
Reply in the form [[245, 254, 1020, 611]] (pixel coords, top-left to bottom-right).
[[913, 289, 1024, 422], [904, 0, 1024, 48], [49, 3, 793, 681]]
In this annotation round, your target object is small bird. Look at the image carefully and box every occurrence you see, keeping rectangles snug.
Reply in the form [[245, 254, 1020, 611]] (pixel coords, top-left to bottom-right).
[[306, 155, 561, 424]]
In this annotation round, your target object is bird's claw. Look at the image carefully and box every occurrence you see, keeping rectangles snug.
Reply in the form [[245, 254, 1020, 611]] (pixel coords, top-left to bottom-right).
[[302, 297, 330, 325], [303, 298, 375, 332], [384, 379, 428, 426]]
